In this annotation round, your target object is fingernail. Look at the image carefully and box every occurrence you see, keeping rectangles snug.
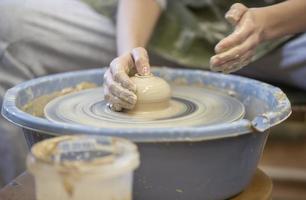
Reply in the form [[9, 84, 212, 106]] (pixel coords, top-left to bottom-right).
[[215, 44, 223, 53], [142, 66, 150, 75]]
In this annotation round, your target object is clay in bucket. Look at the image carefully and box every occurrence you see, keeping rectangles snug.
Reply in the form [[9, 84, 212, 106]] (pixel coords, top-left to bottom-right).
[[44, 73, 245, 128]]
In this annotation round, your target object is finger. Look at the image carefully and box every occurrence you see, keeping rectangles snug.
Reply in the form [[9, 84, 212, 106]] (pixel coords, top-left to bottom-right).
[[110, 53, 133, 73], [104, 85, 122, 111], [212, 50, 254, 73], [224, 59, 251, 74], [211, 50, 251, 72], [225, 3, 248, 26], [110, 103, 123, 111], [110, 55, 136, 92], [211, 34, 259, 66], [131, 47, 151, 76], [104, 69, 137, 104], [113, 71, 137, 93], [105, 72, 136, 105], [215, 49, 253, 73], [104, 85, 134, 110], [223, 57, 252, 74], [215, 17, 253, 53]]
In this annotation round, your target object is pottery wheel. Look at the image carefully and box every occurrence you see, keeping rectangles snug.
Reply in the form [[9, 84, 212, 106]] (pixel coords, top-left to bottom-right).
[[44, 86, 245, 128]]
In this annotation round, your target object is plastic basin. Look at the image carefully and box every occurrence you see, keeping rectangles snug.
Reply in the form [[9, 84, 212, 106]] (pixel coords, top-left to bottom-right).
[[2, 67, 291, 200]]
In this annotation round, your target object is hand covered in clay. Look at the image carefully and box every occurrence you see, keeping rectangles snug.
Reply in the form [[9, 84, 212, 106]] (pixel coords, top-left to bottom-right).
[[210, 3, 265, 73], [104, 47, 150, 111]]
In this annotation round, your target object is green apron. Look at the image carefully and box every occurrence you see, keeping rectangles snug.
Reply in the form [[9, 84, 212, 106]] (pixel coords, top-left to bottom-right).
[[82, 0, 290, 69]]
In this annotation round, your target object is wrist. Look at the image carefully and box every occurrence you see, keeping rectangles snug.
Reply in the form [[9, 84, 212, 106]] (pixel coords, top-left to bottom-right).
[[249, 7, 269, 43], [116, 36, 143, 56]]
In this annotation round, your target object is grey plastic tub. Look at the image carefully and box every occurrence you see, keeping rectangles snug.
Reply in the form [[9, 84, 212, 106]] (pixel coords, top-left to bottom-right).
[[2, 67, 291, 200]]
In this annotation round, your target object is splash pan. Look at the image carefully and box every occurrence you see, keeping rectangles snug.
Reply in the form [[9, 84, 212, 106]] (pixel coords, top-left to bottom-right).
[[1, 67, 291, 200]]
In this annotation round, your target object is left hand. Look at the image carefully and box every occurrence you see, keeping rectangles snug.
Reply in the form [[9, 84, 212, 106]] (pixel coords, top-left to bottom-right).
[[103, 47, 150, 111], [210, 3, 265, 73]]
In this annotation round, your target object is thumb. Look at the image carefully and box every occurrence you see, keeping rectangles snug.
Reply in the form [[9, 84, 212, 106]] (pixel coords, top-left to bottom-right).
[[131, 47, 151, 76], [225, 3, 248, 26]]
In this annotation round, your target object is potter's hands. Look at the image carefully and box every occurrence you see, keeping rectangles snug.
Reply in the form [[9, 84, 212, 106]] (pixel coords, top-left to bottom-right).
[[210, 3, 265, 73], [103, 47, 150, 111]]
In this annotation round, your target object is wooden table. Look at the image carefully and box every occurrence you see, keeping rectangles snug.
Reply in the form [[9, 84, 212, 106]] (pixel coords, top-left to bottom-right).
[[0, 172, 34, 200], [0, 169, 272, 200]]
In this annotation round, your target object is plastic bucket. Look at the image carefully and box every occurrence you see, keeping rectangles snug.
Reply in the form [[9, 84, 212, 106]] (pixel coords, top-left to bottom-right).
[[27, 135, 139, 200]]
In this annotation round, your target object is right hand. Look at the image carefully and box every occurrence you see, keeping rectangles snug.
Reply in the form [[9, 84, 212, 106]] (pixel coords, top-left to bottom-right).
[[210, 3, 265, 73], [103, 47, 151, 111]]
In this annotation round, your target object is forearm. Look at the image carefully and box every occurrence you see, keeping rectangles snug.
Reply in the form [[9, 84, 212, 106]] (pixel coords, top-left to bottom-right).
[[116, 0, 162, 55], [257, 0, 306, 41]]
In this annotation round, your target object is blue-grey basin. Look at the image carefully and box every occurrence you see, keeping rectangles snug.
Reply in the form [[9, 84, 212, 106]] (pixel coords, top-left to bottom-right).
[[1, 67, 291, 200]]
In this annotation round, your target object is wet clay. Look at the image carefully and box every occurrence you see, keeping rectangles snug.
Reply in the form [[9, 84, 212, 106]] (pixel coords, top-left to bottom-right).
[[44, 85, 245, 128], [129, 73, 171, 113], [23, 82, 96, 117]]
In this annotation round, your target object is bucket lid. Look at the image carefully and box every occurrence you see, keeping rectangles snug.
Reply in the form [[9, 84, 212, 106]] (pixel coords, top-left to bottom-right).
[[27, 135, 140, 178]]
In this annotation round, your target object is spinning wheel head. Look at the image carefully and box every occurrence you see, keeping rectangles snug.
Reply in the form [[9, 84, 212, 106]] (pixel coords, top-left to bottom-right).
[[44, 85, 245, 129]]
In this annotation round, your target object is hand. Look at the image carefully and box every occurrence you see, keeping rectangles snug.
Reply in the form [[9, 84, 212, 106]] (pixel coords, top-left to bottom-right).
[[103, 47, 150, 111], [210, 3, 265, 73]]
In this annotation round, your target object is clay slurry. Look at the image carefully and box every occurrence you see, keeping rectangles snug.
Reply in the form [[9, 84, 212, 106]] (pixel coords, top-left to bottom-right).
[[44, 74, 245, 129]]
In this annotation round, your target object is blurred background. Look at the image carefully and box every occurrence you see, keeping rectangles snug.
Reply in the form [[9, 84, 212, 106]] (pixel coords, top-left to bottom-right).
[[260, 85, 306, 200]]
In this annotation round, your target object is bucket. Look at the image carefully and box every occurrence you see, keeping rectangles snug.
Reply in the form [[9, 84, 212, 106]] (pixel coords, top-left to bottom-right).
[[27, 135, 139, 200], [2, 67, 291, 200]]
